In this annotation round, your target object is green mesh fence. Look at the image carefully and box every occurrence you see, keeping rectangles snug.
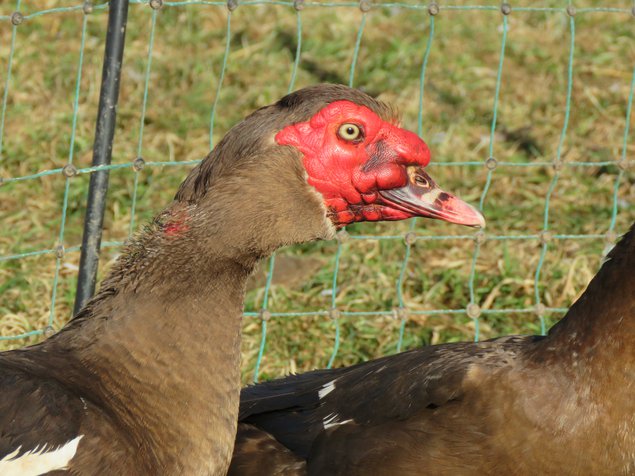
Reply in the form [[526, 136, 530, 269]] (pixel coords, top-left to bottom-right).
[[1, 1, 634, 384]]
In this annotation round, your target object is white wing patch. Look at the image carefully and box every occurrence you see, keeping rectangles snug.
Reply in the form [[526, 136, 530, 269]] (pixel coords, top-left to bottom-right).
[[323, 412, 352, 430], [0, 435, 83, 476], [318, 380, 336, 399]]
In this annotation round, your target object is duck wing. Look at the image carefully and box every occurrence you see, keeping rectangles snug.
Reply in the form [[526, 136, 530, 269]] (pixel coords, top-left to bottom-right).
[[228, 423, 306, 476], [233, 335, 539, 474], [0, 358, 87, 475]]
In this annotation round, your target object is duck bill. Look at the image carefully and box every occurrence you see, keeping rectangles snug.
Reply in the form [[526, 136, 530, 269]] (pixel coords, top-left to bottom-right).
[[378, 166, 485, 228]]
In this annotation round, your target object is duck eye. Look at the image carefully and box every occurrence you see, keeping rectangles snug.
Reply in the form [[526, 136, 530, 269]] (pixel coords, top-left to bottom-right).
[[337, 123, 363, 142]]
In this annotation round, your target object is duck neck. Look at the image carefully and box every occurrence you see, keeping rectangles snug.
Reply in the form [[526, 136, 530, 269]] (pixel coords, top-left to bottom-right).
[[57, 219, 262, 472]]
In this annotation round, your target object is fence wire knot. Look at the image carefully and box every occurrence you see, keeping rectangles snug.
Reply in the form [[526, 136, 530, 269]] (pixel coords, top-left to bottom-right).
[[566, 5, 576, 16], [82, 2, 94, 14], [133, 157, 146, 171], [43, 326, 56, 338], [428, 2, 439, 16], [485, 156, 498, 170], [329, 308, 341, 320], [258, 309, 271, 321], [534, 303, 546, 316], [55, 244, 65, 259], [336, 229, 350, 243], [539, 230, 553, 245], [227, 0, 239, 12], [501, 3, 512, 15], [62, 164, 78, 178], [466, 303, 481, 319], [149, 0, 163, 10], [293, 0, 304, 11], [10, 12, 24, 26], [605, 230, 617, 245], [393, 307, 407, 321], [359, 0, 372, 12], [404, 231, 417, 246], [474, 230, 487, 245]]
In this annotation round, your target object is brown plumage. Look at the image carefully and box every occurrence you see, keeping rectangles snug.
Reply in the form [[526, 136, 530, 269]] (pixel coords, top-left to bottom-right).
[[231, 223, 635, 476], [229, 424, 306, 476], [0, 84, 483, 475]]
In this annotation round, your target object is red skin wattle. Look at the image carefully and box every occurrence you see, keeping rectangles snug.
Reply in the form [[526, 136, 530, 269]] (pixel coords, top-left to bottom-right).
[[162, 207, 191, 237], [275, 101, 432, 225]]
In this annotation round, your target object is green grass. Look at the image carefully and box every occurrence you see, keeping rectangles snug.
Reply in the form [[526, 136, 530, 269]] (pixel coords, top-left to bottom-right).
[[0, 0, 634, 384]]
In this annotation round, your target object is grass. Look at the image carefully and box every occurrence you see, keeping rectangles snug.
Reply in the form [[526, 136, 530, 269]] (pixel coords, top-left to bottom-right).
[[0, 0, 634, 384]]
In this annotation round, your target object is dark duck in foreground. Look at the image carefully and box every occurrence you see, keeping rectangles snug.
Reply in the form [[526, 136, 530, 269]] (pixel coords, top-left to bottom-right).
[[0, 84, 484, 475], [231, 222, 635, 476]]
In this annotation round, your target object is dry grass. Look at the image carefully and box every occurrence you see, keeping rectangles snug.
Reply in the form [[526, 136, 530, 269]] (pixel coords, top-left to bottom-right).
[[0, 0, 634, 383]]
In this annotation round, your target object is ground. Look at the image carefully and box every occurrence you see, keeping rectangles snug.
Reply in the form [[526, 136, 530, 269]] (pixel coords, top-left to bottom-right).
[[0, 0, 634, 383]]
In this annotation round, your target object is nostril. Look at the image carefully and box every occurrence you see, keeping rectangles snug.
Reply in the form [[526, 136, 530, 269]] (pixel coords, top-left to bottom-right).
[[415, 175, 429, 188], [406, 165, 434, 190]]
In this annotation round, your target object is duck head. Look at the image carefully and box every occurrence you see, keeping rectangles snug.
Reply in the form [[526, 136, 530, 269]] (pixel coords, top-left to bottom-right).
[[174, 84, 484, 255], [276, 98, 484, 228]]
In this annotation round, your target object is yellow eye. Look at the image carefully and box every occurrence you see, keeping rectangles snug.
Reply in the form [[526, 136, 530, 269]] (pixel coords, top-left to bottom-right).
[[338, 123, 362, 142]]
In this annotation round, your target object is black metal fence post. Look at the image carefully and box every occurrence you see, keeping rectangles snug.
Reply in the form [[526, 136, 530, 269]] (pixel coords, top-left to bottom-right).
[[74, 0, 130, 315]]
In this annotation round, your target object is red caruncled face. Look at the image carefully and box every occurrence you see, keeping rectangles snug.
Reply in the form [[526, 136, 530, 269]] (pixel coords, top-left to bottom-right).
[[276, 100, 485, 228]]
